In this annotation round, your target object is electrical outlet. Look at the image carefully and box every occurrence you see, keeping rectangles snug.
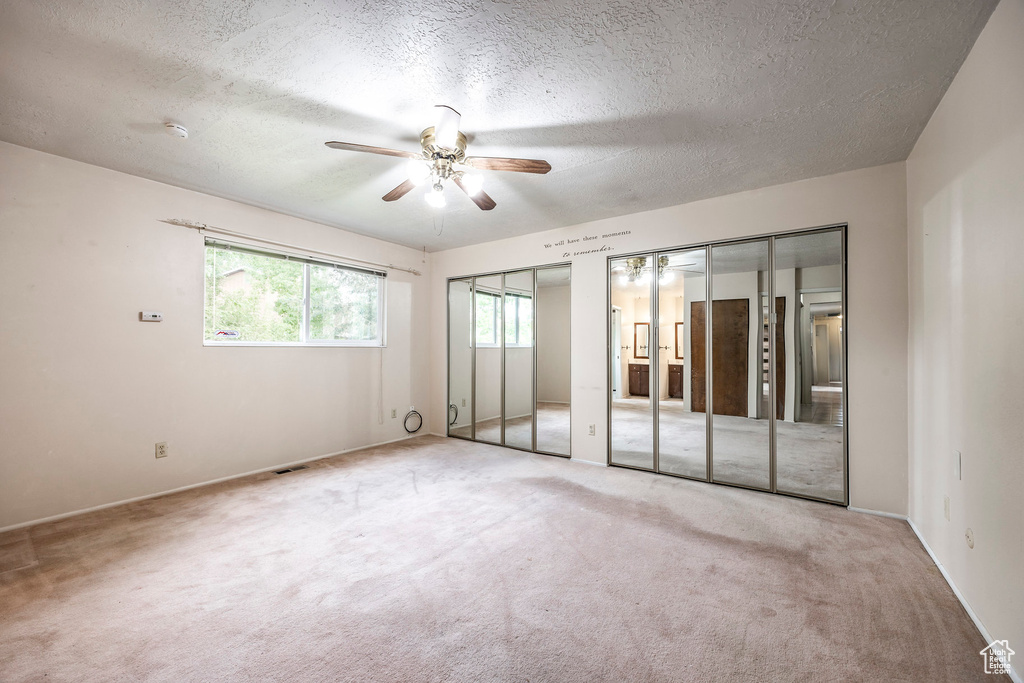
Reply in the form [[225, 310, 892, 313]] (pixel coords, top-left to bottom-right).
[[965, 528, 974, 549], [391, 408, 397, 419], [155, 442, 168, 459], [943, 495, 950, 521], [588, 424, 596, 436]]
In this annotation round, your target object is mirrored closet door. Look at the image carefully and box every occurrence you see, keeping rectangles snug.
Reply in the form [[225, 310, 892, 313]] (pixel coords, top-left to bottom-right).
[[657, 248, 707, 480], [609, 255, 655, 470], [474, 274, 503, 445], [447, 265, 571, 458], [448, 278, 474, 439], [773, 230, 845, 502], [535, 266, 572, 456], [503, 270, 535, 451], [709, 239, 771, 490], [607, 226, 847, 505]]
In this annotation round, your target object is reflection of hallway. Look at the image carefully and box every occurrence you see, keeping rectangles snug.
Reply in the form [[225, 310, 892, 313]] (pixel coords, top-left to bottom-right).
[[450, 402, 570, 456], [611, 397, 843, 501], [803, 384, 843, 426]]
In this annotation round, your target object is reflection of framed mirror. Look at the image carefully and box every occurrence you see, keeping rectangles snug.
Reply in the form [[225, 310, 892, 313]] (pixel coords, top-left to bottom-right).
[[634, 322, 649, 359], [675, 322, 684, 360]]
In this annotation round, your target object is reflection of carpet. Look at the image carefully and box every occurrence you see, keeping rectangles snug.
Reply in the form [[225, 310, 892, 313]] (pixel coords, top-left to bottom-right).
[[611, 399, 844, 502], [449, 402, 570, 456]]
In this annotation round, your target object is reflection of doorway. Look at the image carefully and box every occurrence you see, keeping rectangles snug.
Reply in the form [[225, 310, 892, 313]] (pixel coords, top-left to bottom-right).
[[813, 323, 830, 385], [611, 307, 622, 399], [812, 316, 842, 386]]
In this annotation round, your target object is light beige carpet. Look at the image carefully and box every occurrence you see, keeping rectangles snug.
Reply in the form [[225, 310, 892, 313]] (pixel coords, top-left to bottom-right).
[[0, 436, 1003, 682]]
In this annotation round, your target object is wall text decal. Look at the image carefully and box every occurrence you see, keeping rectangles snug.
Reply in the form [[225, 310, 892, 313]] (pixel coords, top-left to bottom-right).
[[544, 230, 632, 258]]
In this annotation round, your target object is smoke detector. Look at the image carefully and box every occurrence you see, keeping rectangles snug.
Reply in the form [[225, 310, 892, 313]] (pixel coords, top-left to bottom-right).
[[164, 122, 188, 139]]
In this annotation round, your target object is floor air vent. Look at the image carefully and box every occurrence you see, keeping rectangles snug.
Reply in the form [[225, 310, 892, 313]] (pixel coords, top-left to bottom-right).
[[273, 465, 309, 475]]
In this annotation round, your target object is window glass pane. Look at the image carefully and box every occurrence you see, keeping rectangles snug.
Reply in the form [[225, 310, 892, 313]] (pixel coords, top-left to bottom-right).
[[204, 246, 303, 342], [505, 296, 518, 344], [518, 296, 533, 346], [309, 264, 380, 341], [476, 293, 497, 345]]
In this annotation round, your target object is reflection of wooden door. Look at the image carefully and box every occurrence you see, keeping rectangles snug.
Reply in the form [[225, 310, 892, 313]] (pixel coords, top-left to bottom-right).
[[611, 308, 622, 398], [691, 299, 749, 416], [814, 324, 829, 385], [774, 297, 786, 420]]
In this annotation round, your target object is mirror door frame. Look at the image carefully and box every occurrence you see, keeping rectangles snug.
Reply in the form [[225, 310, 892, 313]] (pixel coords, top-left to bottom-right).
[[606, 224, 848, 506], [446, 263, 572, 459]]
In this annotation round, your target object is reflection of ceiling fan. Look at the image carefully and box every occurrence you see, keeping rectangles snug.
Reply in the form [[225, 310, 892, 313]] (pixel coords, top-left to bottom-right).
[[325, 105, 551, 211], [612, 256, 698, 284]]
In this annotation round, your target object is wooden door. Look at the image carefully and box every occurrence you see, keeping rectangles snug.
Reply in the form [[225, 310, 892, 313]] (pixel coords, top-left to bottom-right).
[[691, 299, 749, 416]]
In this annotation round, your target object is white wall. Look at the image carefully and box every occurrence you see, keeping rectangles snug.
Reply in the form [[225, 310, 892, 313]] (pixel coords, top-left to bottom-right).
[[906, 0, 1023, 659], [430, 161, 909, 515], [0, 141, 432, 530]]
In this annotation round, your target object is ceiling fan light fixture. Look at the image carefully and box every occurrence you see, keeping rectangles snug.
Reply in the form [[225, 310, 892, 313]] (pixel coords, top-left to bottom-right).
[[324, 104, 549, 213], [425, 183, 446, 208], [461, 173, 484, 197], [407, 159, 430, 185], [433, 105, 461, 150]]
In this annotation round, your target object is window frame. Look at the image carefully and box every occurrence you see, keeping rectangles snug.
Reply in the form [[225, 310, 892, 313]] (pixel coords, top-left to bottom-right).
[[203, 239, 387, 348]]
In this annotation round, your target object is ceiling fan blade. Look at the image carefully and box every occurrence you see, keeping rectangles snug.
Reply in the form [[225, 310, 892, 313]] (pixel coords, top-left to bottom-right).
[[382, 179, 416, 202], [463, 156, 551, 174], [454, 177, 496, 211], [325, 141, 421, 159]]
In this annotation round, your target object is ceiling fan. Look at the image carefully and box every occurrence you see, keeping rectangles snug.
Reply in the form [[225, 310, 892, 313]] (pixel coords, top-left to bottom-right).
[[325, 105, 551, 211]]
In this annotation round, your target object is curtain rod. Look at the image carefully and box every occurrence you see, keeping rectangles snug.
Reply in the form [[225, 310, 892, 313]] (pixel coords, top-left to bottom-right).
[[160, 219, 422, 276]]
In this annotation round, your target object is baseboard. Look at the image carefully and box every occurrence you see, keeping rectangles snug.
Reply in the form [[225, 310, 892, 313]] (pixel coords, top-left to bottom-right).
[[571, 458, 607, 467], [907, 518, 1021, 683], [0, 433, 424, 535], [847, 506, 908, 520]]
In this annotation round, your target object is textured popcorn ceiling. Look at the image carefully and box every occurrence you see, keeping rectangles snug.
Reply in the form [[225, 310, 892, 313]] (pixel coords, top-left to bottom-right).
[[0, 0, 996, 250]]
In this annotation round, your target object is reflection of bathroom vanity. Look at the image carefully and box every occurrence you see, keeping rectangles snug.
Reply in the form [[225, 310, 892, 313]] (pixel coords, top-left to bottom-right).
[[668, 364, 684, 398], [628, 363, 650, 396]]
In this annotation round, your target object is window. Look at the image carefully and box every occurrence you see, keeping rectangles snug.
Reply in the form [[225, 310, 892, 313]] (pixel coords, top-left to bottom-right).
[[504, 293, 533, 346], [204, 240, 385, 346]]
